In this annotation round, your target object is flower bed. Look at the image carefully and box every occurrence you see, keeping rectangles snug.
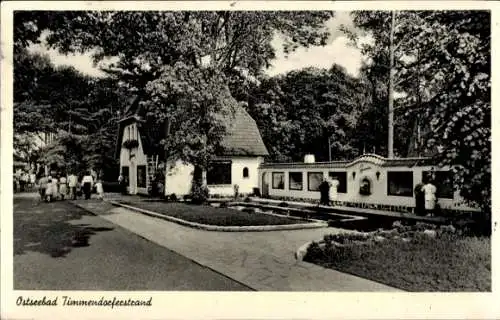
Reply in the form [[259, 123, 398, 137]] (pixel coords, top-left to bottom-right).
[[118, 200, 308, 227], [304, 222, 490, 291]]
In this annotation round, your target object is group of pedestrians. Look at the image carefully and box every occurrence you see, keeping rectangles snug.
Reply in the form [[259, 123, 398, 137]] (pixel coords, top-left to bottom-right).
[[13, 169, 37, 193], [38, 171, 104, 202]]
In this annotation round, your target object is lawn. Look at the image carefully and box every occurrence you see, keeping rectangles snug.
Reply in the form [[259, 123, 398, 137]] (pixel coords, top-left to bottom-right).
[[305, 231, 490, 292], [118, 200, 306, 226]]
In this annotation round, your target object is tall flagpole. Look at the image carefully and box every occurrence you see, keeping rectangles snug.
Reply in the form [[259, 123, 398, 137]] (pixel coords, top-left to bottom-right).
[[388, 10, 396, 159]]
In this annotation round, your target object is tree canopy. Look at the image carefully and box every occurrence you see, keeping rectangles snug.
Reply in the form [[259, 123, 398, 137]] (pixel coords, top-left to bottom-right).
[[15, 11, 335, 170], [347, 10, 490, 212], [247, 65, 368, 162]]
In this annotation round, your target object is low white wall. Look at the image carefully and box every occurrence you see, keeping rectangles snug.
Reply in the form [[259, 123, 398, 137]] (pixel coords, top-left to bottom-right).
[[260, 162, 469, 210]]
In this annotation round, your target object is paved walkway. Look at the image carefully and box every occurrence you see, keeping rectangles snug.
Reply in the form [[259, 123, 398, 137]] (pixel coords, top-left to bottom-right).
[[14, 195, 250, 291], [74, 199, 401, 291]]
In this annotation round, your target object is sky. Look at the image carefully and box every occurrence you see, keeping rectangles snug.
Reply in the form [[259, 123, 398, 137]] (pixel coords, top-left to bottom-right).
[[28, 12, 365, 79]]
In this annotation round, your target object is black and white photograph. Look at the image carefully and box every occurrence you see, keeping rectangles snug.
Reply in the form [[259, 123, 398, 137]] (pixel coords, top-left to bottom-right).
[[1, 1, 497, 319]]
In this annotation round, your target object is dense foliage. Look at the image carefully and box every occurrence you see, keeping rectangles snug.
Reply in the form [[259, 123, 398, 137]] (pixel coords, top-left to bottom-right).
[[16, 11, 334, 172], [247, 65, 368, 162], [13, 48, 124, 177], [346, 11, 490, 214]]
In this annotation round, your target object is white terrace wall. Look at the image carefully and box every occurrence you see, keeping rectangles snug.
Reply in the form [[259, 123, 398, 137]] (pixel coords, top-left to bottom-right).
[[119, 122, 148, 195], [259, 156, 472, 212]]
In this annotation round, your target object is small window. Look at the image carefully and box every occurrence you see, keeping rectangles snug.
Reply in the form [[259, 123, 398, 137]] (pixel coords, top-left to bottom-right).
[[308, 172, 324, 191], [328, 171, 348, 193], [243, 167, 249, 178], [289, 172, 303, 190], [272, 172, 285, 189], [387, 171, 414, 197]]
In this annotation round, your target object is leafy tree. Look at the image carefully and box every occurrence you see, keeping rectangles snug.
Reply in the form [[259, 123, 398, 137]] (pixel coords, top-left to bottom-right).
[[29, 11, 334, 175], [347, 11, 491, 217], [248, 65, 366, 162]]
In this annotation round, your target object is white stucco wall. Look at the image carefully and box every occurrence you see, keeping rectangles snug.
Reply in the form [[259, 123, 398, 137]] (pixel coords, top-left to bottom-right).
[[163, 156, 264, 197], [260, 161, 470, 211], [119, 122, 148, 195], [208, 157, 264, 196]]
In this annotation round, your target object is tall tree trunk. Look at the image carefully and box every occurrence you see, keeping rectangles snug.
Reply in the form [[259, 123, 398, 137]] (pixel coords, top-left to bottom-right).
[[387, 10, 396, 158]]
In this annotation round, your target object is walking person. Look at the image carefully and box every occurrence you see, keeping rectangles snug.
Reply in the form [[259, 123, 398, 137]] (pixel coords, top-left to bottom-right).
[[81, 171, 94, 200], [68, 172, 78, 200], [45, 176, 54, 202], [39, 175, 48, 201], [29, 172, 36, 191], [422, 178, 437, 216], [19, 171, 28, 192], [95, 179, 104, 200], [59, 174, 68, 200], [329, 177, 339, 206]]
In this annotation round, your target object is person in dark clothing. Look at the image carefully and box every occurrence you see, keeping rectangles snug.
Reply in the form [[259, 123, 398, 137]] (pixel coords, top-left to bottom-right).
[[81, 171, 94, 200], [319, 179, 330, 206], [414, 181, 426, 216]]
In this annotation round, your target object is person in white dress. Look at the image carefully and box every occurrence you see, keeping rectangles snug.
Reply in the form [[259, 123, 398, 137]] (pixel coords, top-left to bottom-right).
[[329, 177, 339, 206], [95, 179, 104, 200], [422, 180, 437, 216]]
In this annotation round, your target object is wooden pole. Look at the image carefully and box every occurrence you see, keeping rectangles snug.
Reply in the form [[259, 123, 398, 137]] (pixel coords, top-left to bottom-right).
[[328, 136, 332, 161], [388, 10, 396, 159]]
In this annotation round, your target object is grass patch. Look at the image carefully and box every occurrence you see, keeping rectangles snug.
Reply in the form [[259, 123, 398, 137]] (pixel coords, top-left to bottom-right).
[[305, 234, 490, 291], [119, 200, 306, 226]]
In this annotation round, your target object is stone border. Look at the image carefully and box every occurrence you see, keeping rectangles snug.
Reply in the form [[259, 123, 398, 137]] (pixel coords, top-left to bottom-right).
[[108, 200, 328, 232]]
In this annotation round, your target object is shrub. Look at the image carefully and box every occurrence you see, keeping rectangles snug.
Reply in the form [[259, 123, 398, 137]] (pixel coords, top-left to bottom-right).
[[219, 201, 228, 208], [169, 193, 178, 202], [122, 139, 139, 149], [244, 196, 251, 203], [191, 181, 209, 204], [303, 242, 324, 262]]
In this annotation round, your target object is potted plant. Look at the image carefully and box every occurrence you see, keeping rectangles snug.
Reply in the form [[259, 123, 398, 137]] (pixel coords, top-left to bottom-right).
[[123, 139, 139, 150]]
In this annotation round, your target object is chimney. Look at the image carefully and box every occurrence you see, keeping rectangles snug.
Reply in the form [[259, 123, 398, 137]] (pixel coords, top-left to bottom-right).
[[304, 154, 315, 163]]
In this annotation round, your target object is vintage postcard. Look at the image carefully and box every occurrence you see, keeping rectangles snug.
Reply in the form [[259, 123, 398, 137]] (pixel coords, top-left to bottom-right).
[[1, 1, 498, 319]]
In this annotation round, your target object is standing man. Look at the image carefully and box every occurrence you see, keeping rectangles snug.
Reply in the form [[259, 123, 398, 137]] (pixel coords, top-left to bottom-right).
[[68, 172, 78, 200], [414, 179, 426, 216], [422, 178, 437, 216], [81, 171, 94, 200], [319, 178, 330, 206]]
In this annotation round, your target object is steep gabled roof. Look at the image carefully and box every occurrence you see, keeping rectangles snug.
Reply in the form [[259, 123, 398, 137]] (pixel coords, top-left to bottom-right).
[[219, 106, 269, 156]]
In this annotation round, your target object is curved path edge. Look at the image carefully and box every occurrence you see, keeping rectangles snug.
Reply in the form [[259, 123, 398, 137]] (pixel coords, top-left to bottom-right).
[[107, 200, 328, 232]]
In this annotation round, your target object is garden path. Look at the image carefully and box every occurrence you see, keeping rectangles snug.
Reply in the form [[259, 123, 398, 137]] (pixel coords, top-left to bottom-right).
[[74, 197, 401, 292]]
